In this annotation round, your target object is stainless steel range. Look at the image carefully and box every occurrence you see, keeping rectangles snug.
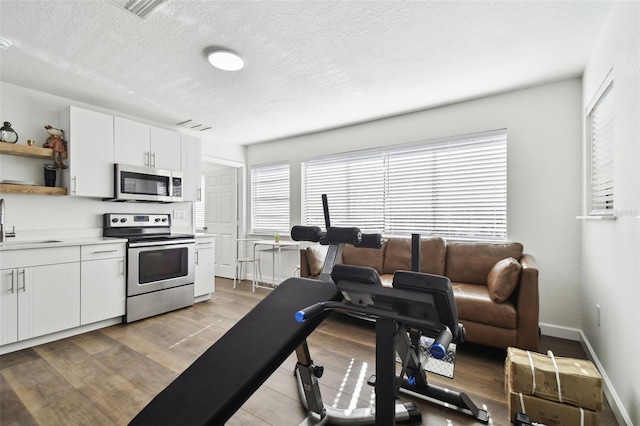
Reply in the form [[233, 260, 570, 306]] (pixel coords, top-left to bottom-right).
[[104, 213, 195, 323]]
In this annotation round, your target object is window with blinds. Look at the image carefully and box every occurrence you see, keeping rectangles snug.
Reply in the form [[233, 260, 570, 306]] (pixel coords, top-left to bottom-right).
[[194, 174, 206, 230], [587, 78, 614, 216], [251, 162, 290, 233], [303, 130, 507, 241]]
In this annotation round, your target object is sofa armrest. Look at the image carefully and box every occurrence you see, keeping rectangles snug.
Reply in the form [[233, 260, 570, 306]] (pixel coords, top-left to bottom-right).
[[299, 249, 311, 278], [515, 253, 539, 350]]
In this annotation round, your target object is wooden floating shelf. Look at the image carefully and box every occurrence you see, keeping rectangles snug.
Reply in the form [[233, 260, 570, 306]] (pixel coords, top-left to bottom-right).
[[0, 143, 56, 160], [0, 184, 67, 196]]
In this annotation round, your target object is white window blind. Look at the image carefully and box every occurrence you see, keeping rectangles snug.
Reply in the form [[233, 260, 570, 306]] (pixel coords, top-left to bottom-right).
[[588, 82, 614, 215], [251, 162, 290, 233], [194, 174, 206, 230], [303, 130, 507, 241], [303, 150, 386, 230]]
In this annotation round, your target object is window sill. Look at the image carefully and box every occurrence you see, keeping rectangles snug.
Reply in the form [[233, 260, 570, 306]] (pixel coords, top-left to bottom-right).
[[575, 215, 617, 220]]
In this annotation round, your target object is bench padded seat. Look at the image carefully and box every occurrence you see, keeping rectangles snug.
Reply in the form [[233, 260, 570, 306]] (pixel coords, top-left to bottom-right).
[[130, 278, 341, 426]]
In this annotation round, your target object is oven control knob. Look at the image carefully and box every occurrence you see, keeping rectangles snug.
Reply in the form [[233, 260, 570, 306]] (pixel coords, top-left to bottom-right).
[[111, 218, 119, 223], [161, 218, 167, 222], [120, 218, 127, 223], [155, 218, 161, 222]]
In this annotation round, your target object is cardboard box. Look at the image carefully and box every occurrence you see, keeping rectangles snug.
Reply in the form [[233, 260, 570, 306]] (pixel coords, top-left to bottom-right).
[[506, 347, 603, 411], [508, 383, 599, 426]]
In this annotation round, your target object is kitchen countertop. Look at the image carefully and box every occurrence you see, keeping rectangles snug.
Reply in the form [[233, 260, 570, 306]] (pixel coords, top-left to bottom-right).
[[0, 236, 127, 251], [195, 233, 214, 238]]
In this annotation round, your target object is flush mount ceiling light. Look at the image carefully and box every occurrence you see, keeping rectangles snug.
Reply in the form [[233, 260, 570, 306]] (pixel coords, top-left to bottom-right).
[[207, 50, 244, 71], [0, 37, 13, 49]]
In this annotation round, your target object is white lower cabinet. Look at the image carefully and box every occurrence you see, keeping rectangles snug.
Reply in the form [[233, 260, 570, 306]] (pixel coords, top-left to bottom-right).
[[1, 247, 81, 346], [80, 243, 126, 325], [195, 237, 215, 297]]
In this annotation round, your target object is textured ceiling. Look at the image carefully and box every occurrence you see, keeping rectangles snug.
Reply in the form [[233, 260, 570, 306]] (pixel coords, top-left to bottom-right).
[[0, 0, 612, 146]]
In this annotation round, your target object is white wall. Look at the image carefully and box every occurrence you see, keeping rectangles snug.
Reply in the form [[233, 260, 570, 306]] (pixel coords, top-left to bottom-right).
[[581, 2, 639, 425], [201, 134, 245, 165], [0, 82, 243, 236], [247, 78, 584, 331]]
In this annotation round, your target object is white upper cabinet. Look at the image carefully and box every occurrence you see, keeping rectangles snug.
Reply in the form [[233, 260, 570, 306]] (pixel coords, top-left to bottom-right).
[[180, 134, 202, 202], [150, 126, 181, 171], [114, 117, 181, 171], [61, 106, 115, 198], [114, 116, 150, 168]]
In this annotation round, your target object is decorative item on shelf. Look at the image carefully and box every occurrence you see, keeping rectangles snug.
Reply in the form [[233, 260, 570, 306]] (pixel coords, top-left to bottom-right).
[[0, 122, 18, 144], [43, 125, 67, 169], [275, 232, 280, 243], [44, 164, 57, 187], [27, 139, 36, 146]]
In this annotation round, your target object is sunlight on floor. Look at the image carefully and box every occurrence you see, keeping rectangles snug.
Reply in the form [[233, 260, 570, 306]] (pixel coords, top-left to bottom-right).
[[168, 322, 218, 348]]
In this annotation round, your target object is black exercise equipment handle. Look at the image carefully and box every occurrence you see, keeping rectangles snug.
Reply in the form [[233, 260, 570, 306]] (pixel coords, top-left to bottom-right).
[[295, 301, 449, 336], [295, 302, 334, 323], [322, 194, 331, 229], [430, 327, 453, 360]]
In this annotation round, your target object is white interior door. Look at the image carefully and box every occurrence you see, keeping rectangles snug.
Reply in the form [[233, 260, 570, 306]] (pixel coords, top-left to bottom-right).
[[205, 167, 237, 278]]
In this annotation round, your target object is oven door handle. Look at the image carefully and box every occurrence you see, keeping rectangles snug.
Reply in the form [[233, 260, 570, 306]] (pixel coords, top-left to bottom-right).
[[128, 239, 195, 248]]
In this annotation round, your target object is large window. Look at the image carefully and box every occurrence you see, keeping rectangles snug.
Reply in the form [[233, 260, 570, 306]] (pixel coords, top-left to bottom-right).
[[586, 73, 614, 216], [251, 162, 290, 234], [303, 130, 507, 241]]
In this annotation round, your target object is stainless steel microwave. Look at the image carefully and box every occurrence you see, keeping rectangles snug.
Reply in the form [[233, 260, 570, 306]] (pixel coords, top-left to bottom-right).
[[114, 164, 183, 202]]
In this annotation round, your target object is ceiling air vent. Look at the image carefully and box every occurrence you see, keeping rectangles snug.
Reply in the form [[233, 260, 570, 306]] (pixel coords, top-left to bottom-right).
[[177, 120, 212, 132], [111, 0, 168, 19]]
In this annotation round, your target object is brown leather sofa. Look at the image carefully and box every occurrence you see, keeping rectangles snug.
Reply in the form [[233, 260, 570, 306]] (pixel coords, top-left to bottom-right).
[[299, 237, 539, 351]]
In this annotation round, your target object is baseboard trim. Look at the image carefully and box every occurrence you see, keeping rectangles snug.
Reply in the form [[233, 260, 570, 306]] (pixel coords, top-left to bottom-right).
[[0, 317, 122, 355], [579, 331, 633, 426], [539, 322, 581, 340]]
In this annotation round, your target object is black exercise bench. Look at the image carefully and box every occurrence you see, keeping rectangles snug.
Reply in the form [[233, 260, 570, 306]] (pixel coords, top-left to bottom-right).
[[129, 278, 341, 425]]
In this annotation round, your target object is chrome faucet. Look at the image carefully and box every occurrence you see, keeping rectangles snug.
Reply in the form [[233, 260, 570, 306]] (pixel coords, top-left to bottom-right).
[[0, 198, 16, 242]]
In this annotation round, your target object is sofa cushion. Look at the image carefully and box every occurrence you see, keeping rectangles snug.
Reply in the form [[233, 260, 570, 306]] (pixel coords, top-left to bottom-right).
[[453, 282, 517, 329], [383, 237, 447, 275], [341, 242, 386, 275], [306, 245, 329, 277], [487, 257, 522, 303], [446, 242, 523, 285]]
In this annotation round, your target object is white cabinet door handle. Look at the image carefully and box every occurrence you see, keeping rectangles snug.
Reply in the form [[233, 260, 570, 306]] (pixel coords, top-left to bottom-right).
[[18, 269, 25, 292], [72, 176, 77, 194], [151, 152, 156, 168], [120, 258, 125, 276], [145, 151, 150, 167], [195, 250, 199, 265], [92, 249, 118, 254], [8, 270, 15, 294]]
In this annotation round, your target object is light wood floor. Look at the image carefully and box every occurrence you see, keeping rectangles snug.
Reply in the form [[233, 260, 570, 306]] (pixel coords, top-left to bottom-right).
[[1, 278, 619, 426]]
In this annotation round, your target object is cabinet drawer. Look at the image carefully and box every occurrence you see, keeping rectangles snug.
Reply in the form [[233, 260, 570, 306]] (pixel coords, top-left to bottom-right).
[[0, 246, 80, 269], [195, 238, 215, 248], [81, 243, 126, 261]]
